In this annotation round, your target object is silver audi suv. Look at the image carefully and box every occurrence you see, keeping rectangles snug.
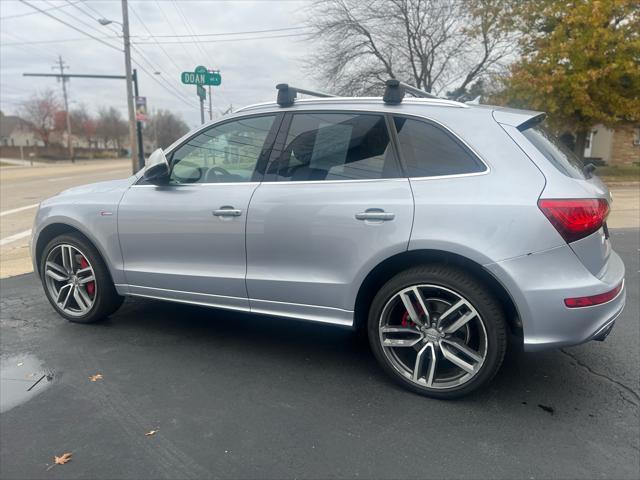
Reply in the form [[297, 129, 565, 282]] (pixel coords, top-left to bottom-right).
[[31, 81, 626, 398]]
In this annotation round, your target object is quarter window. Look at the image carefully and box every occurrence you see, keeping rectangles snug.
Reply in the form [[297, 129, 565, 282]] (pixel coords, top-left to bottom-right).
[[393, 117, 485, 177], [267, 113, 400, 181], [169, 115, 275, 184]]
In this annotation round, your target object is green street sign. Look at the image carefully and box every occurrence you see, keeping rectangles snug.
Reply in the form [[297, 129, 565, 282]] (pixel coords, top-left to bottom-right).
[[197, 84, 206, 100], [181, 65, 221, 86]]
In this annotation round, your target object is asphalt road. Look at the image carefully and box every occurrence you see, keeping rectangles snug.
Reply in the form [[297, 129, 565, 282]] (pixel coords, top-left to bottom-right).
[[0, 160, 131, 278], [0, 229, 638, 479]]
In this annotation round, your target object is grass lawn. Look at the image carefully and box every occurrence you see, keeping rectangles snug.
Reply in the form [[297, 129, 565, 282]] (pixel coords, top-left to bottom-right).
[[0, 161, 14, 167], [596, 164, 640, 183]]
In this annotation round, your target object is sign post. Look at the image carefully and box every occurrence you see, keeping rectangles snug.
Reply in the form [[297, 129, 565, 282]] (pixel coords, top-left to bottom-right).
[[181, 66, 221, 124]]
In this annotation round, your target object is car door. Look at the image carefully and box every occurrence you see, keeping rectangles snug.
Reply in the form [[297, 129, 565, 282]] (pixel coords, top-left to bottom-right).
[[245, 111, 414, 325], [118, 113, 281, 311]]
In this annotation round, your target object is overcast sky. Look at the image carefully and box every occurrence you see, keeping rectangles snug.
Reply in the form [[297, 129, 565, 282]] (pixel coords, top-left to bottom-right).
[[0, 0, 316, 128]]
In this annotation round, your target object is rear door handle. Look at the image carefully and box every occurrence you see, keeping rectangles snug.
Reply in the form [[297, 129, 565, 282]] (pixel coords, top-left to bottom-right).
[[213, 206, 242, 217], [355, 209, 395, 221]]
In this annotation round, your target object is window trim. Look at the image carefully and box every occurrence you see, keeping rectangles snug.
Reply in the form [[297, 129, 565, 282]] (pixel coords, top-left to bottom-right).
[[135, 112, 284, 186], [262, 110, 404, 183], [388, 113, 490, 180]]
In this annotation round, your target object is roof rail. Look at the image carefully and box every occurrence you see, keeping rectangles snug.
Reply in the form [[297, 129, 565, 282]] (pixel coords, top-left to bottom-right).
[[276, 83, 336, 107], [383, 79, 440, 104]]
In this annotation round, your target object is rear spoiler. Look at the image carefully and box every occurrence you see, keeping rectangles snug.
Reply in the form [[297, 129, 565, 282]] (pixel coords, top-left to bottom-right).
[[492, 108, 546, 131]]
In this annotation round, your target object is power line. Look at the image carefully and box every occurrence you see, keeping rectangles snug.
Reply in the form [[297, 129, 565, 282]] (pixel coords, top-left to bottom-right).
[[133, 32, 311, 44], [153, 0, 199, 66], [130, 45, 200, 109], [171, 0, 213, 67], [41, 0, 118, 41], [0, 0, 83, 20], [17, 0, 122, 52]]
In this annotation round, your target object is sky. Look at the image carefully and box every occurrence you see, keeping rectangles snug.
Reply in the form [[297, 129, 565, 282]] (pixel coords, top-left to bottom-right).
[[0, 0, 316, 128]]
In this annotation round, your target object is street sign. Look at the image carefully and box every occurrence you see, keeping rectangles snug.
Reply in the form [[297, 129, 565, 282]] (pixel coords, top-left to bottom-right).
[[135, 96, 147, 121], [197, 84, 206, 100], [181, 65, 221, 86]]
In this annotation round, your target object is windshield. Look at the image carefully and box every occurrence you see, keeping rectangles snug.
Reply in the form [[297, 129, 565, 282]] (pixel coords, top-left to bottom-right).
[[522, 126, 586, 179]]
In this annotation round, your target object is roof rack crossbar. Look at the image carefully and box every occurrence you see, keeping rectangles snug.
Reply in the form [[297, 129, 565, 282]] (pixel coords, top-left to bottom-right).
[[383, 79, 440, 104], [276, 83, 336, 107]]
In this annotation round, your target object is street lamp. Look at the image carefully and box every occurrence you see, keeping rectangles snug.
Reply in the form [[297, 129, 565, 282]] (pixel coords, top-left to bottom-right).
[[96, 1, 140, 172]]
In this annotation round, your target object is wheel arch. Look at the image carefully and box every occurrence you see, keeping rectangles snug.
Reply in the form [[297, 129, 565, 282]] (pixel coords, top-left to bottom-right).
[[34, 223, 114, 284], [354, 249, 523, 339]]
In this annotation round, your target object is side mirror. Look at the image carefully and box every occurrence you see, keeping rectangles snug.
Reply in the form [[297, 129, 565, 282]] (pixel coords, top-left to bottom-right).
[[143, 148, 169, 184]]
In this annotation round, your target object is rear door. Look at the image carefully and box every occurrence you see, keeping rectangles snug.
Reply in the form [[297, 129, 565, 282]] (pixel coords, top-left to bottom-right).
[[245, 111, 414, 325]]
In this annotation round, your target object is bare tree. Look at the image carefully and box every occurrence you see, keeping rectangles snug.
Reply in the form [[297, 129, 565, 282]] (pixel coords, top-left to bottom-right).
[[147, 110, 189, 150], [69, 105, 97, 149], [19, 89, 60, 147], [307, 0, 517, 98], [96, 107, 128, 149]]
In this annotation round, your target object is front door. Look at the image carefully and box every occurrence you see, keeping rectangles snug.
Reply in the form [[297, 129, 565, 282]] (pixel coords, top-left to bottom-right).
[[245, 112, 414, 325], [118, 114, 279, 311]]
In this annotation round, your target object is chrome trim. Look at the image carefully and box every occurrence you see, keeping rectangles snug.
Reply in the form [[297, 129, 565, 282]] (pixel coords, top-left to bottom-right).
[[131, 182, 261, 188], [116, 284, 247, 302], [258, 178, 409, 186], [237, 97, 469, 113], [249, 296, 353, 314], [128, 292, 251, 313], [409, 170, 491, 181]]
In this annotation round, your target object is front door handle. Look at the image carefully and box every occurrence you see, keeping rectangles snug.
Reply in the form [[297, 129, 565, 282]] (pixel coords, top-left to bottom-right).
[[213, 206, 242, 217], [355, 209, 395, 221]]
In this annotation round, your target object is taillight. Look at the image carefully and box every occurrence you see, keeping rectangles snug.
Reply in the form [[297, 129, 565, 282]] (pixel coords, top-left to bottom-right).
[[538, 198, 609, 243], [564, 281, 623, 308]]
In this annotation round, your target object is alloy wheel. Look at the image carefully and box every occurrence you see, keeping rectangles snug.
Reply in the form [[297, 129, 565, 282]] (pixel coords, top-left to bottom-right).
[[378, 284, 488, 390], [44, 244, 97, 317]]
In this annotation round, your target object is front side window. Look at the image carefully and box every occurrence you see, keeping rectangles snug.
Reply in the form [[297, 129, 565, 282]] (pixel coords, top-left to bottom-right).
[[393, 117, 486, 177], [169, 115, 275, 184], [267, 113, 400, 181]]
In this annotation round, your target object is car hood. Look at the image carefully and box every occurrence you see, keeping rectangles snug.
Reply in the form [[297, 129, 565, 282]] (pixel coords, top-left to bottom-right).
[[56, 177, 136, 197]]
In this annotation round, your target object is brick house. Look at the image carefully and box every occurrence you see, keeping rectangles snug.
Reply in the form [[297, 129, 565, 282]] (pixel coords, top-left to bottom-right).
[[585, 124, 640, 165]]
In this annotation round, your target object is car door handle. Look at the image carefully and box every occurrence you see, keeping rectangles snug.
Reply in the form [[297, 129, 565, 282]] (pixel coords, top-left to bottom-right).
[[213, 206, 242, 217], [355, 209, 395, 221]]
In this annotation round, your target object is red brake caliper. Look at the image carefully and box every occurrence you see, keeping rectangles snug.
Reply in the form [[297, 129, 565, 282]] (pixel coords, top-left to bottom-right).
[[401, 304, 424, 327], [79, 257, 95, 297]]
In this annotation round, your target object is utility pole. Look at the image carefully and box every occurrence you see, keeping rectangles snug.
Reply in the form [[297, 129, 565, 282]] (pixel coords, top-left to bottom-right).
[[208, 84, 212, 121], [121, 0, 139, 172], [54, 56, 73, 162], [132, 69, 144, 163]]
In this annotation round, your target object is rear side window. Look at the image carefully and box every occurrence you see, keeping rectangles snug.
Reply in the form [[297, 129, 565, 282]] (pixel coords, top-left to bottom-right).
[[267, 113, 401, 181], [521, 126, 586, 179], [393, 117, 486, 177]]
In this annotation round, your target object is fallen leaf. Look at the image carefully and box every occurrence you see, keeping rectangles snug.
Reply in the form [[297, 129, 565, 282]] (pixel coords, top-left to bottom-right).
[[89, 374, 103, 382], [145, 429, 159, 436], [54, 453, 72, 465]]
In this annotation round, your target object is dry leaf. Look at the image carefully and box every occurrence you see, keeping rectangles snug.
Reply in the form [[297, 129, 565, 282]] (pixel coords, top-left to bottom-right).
[[89, 374, 103, 382], [145, 429, 159, 436], [54, 453, 72, 465]]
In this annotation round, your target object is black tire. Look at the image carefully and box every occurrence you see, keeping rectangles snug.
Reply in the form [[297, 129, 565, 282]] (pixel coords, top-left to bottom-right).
[[39, 233, 124, 323], [367, 264, 507, 399]]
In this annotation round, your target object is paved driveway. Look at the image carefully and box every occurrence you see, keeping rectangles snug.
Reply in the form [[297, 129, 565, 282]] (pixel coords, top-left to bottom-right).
[[0, 229, 638, 479]]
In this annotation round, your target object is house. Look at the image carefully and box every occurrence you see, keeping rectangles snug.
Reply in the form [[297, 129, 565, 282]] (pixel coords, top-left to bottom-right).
[[585, 124, 640, 165], [0, 115, 44, 147]]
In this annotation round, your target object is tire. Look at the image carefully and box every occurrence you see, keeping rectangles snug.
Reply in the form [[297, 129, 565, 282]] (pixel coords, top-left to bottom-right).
[[39, 233, 124, 323], [367, 264, 507, 399]]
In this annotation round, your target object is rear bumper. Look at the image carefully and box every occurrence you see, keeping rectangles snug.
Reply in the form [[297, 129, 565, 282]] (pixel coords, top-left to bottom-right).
[[486, 245, 626, 352]]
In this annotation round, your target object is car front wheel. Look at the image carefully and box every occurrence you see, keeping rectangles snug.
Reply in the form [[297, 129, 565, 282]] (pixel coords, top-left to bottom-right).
[[368, 265, 507, 399], [40, 233, 123, 323]]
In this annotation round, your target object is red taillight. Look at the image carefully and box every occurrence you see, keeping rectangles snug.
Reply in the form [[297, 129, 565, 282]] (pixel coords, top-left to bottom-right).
[[538, 198, 609, 243], [564, 281, 623, 308]]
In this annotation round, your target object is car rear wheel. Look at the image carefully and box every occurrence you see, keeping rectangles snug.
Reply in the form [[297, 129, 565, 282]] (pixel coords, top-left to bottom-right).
[[368, 265, 507, 399], [40, 233, 123, 323]]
